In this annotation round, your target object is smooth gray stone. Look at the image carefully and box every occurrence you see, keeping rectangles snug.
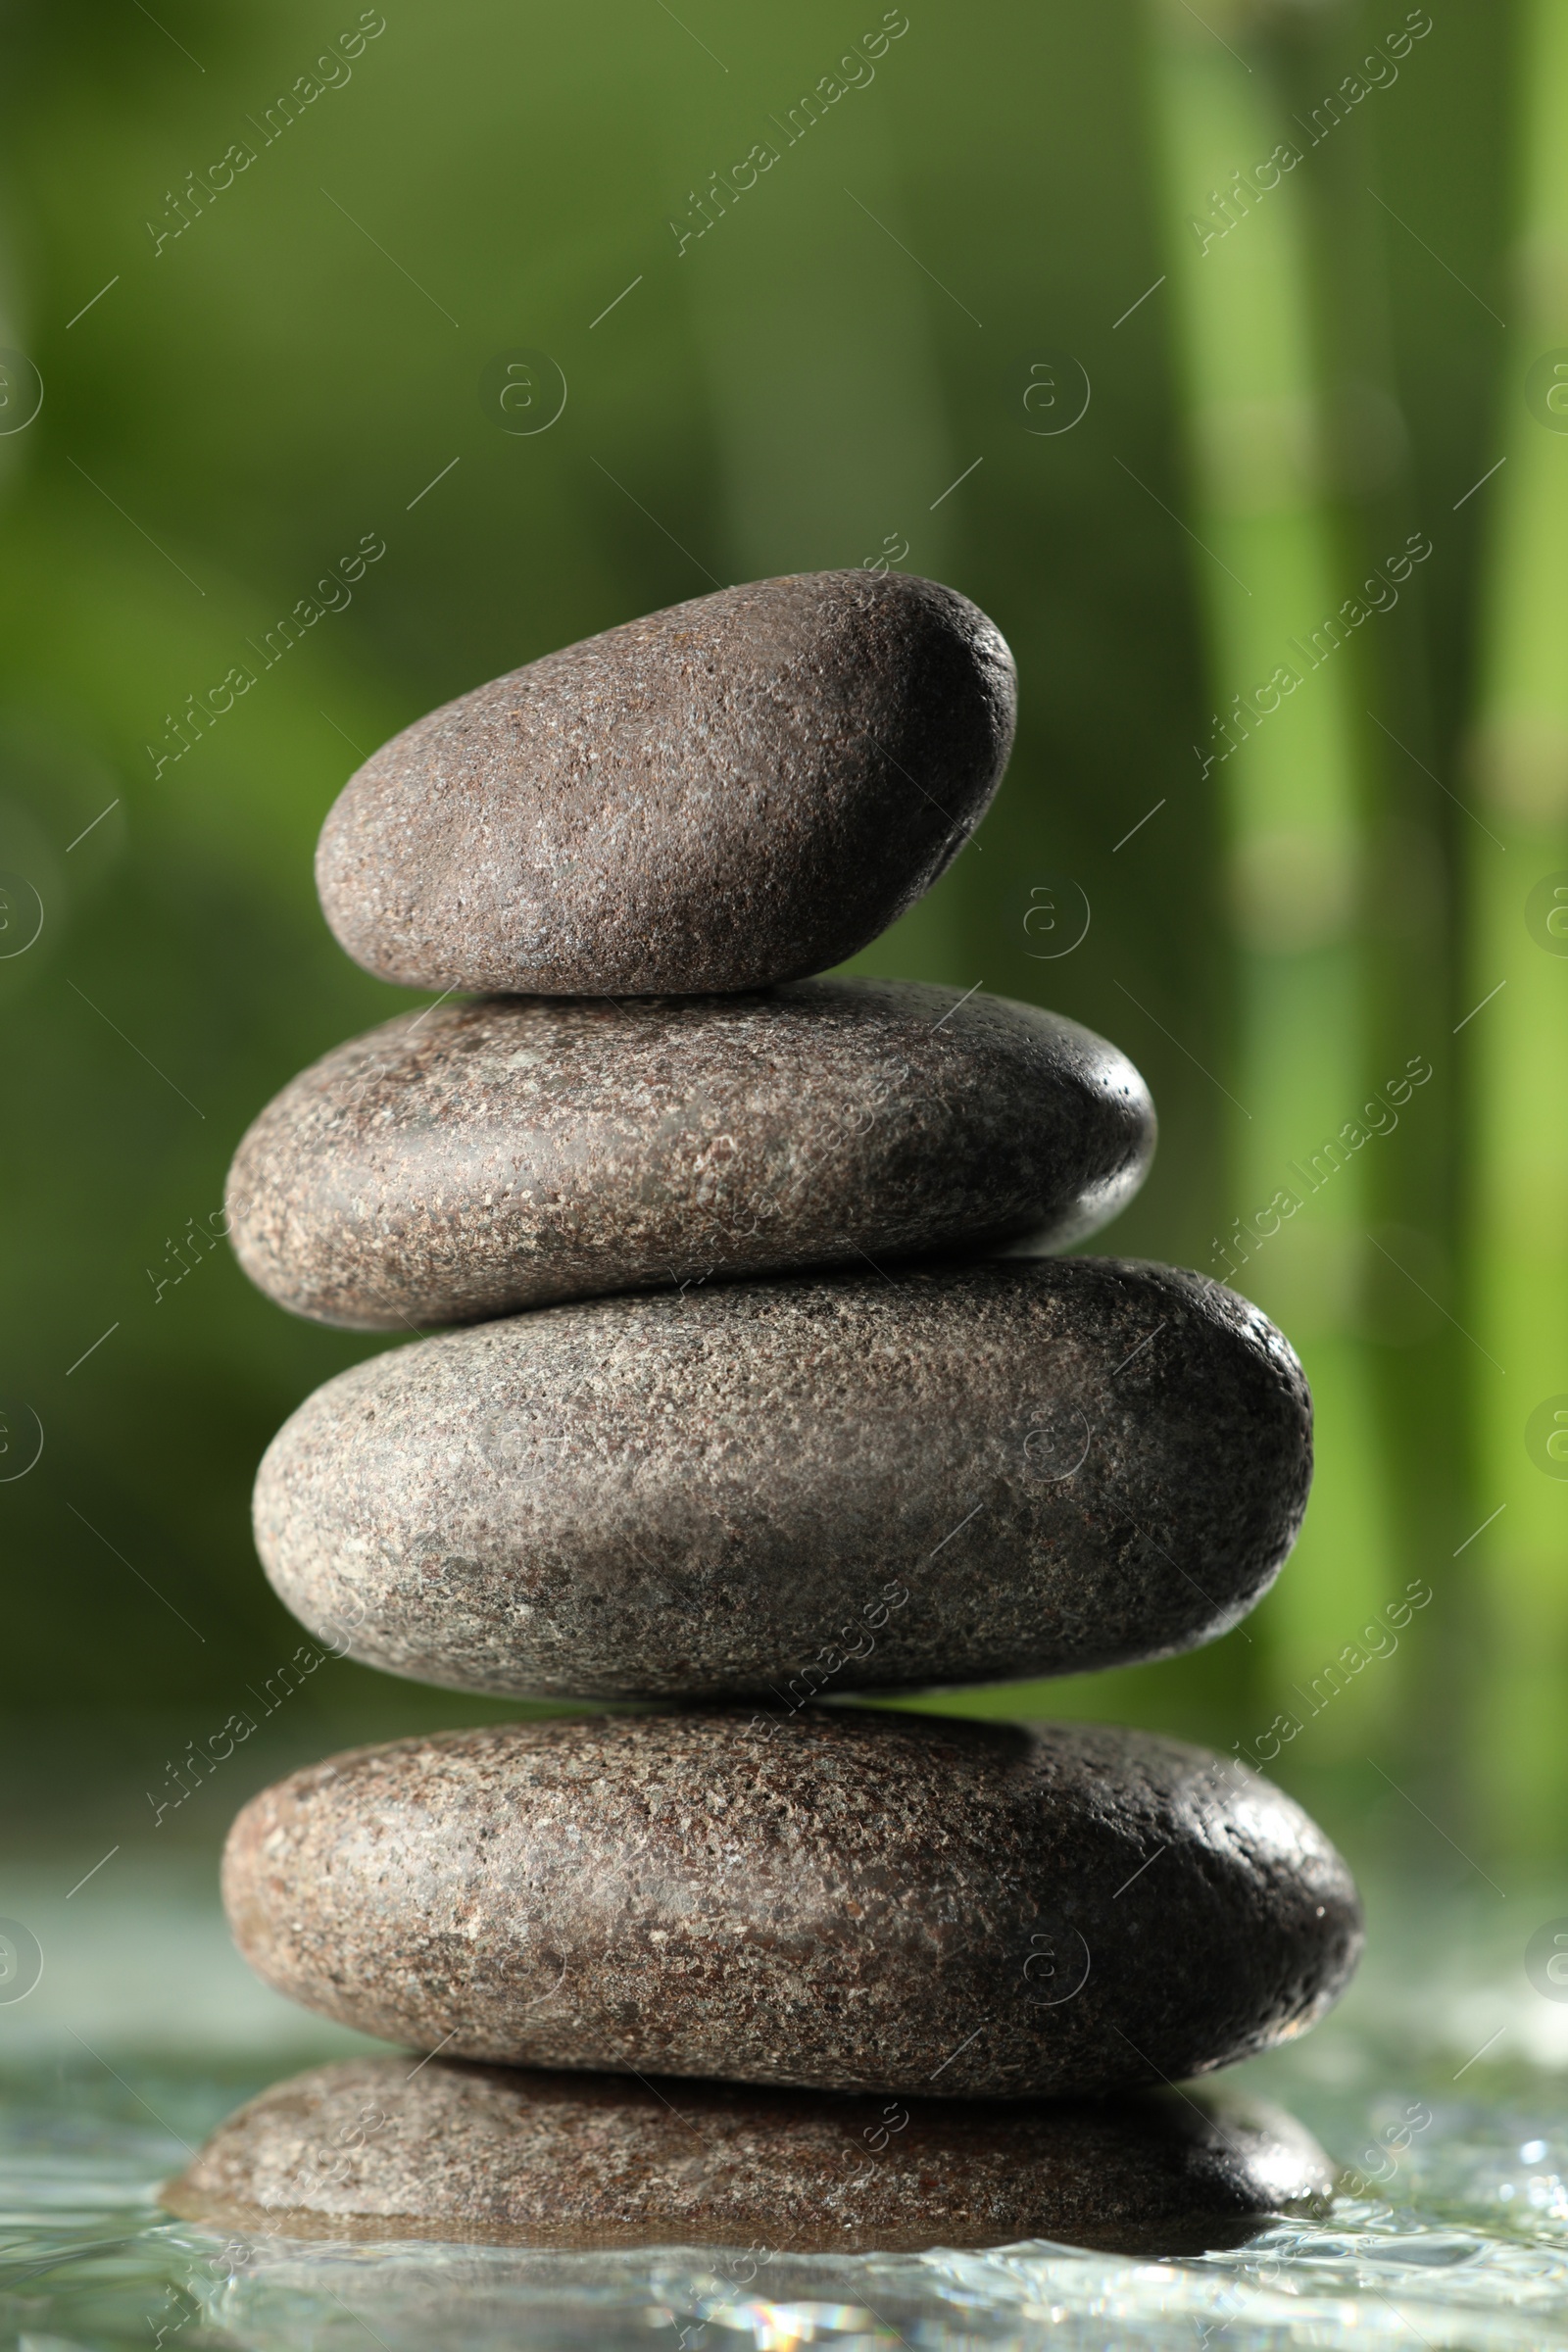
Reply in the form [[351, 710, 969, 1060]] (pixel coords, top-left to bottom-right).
[[315, 571, 1015, 996], [161, 2053, 1333, 2256], [224, 981, 1154, 1331], [254, 1260, 1310, 1700], [220, 1712, 1361, 2099]]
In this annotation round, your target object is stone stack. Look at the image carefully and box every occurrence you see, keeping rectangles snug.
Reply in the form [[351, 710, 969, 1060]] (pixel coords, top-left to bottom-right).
[[168, 572, 1358, 2255]]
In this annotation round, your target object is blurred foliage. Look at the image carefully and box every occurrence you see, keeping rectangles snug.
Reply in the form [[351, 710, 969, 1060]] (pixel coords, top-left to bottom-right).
[[0, 0, 1544, 1861]]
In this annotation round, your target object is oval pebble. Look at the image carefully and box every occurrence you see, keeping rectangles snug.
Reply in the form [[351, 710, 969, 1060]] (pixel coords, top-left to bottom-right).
[[161, 2054, 1333, 2256], [220, 1711, 1362, 2099], [225, 981, 1154, 1330], [255, 1259, 1310, 1700], [315, 571, 1016, 996]]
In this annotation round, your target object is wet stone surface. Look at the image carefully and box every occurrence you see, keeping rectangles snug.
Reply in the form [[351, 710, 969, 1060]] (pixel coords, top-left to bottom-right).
[[224, 980, 1154, 1330], [5, 1867, 1563, 2352], [253, 1258, 1312, 1700], [220, 1710, 1362, 2098], [161, 2055, 1333, 2257], [315, 571, 1016, 996]]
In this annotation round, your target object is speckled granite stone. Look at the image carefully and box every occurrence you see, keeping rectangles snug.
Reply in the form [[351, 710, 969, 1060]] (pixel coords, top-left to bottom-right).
[[221, 1711, 1360, 2098], [161, 2055, 1333, 2256], [315, 572, 1015, 996], [254, 1259, 1310, 1699], [224, 982, 1154, 1331]]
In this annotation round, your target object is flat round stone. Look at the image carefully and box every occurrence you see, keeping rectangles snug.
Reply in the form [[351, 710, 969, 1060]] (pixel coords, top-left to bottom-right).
[[224, 982, 1154, 1330], [315, 571, 1015, 996], [221, 1711, 1360, 2098], [254, 1260, 1310, 1699], [161, 2054, 1332, 2256]]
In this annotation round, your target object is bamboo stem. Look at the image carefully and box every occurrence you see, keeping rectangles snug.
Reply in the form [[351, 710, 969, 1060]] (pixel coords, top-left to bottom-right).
[[1147, 0, 1395, 1749], [1468, 0, 1568, 1851]]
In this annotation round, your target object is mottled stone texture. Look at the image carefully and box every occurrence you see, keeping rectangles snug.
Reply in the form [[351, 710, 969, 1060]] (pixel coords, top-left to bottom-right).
[[225, 981, 1154, 1331], [221, 1712, 1360, 2098], [315, 572, 1016, 996], [254, 1259, 1310, 1699], [162, 2055, 1332, 2256]]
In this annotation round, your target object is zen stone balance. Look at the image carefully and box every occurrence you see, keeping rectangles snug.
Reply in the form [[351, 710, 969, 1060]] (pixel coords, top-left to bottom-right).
[[172, 569, 1359, 2256]]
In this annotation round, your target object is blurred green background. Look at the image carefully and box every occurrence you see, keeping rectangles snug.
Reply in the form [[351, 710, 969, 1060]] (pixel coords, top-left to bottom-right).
[[0, 0, 1560, 1875]]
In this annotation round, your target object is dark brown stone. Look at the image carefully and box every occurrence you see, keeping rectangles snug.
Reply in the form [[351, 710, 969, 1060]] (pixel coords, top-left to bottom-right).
[[254, 1259, 1310, 1700], [224, 981, 1154, 1331], [315, 572, 1015, 996], [221, 1711, 1360, 2098], [161, 2055, 1333, 2256]]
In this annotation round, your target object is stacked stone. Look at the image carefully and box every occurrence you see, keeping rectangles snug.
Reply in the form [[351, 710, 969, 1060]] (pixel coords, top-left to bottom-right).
[[168, 573, 1359, 2256]]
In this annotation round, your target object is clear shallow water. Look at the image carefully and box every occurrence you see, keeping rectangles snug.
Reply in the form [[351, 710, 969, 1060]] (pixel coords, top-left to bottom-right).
[[7, 1858, 1568, 2348]]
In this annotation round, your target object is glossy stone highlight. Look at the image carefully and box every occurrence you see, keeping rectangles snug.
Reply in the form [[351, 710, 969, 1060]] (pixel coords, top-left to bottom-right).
[[224, 981, 1154, 1330], [162, 2055, 1333, 2256], [254, 1259, 1311, 1700], [221, 1711, 1361, 2098], [315, 572, 1015, 996]]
